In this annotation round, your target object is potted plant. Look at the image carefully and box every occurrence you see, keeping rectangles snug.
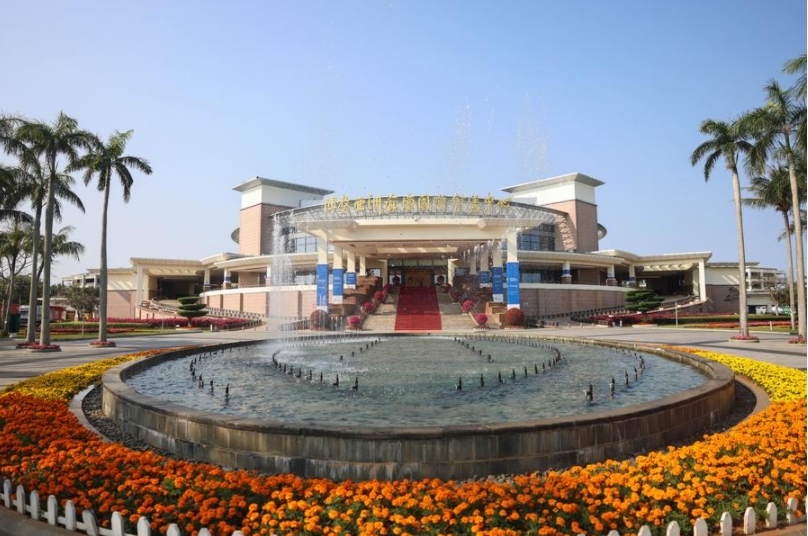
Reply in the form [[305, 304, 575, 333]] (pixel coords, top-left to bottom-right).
[[502, 307, 526, 329], [474, 313, 488, 330], [347, 315, 362, 330], [462, 299, 474, 313]]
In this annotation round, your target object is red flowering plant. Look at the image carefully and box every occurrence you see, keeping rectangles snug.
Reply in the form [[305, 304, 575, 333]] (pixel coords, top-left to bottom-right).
[[348, 315, 362, 330], [363, 301, 375, 314], [374, 290, 385, 303], [462, 299, 474, 313], [25, 343, 61, 351], [730, 333, 760, 341], [475, 313, 488, 328]]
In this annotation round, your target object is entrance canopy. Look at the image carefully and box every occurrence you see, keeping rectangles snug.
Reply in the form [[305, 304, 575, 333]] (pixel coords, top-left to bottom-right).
[[282, 196, 566, 259]]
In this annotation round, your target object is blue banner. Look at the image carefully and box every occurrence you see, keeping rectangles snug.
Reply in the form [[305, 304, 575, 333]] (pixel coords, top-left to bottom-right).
[[346, 272, 357, 287], [506, 262, 520, 307], [492, 266, 503, 301], [478, 270, 491, 287], [316, 264, 329, 307], [333, 268, 344, 304]]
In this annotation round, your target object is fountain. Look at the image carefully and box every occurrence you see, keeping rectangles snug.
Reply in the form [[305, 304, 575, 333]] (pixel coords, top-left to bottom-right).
[[102, 334, 736, 481]]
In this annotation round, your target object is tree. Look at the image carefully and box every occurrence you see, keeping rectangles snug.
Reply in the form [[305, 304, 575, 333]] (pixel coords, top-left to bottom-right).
[[176, 296, 207, 326], [35, 225, 85, 284], [14, 113, 93, 347], [690, 118, 754, 337], [54, 284, 99, 326], [0, 217, 32, 336], [743, 166, 805, 330], [745, 77, 808, 341], [71, 130, 152, 345], [623, 289, 665, 323]]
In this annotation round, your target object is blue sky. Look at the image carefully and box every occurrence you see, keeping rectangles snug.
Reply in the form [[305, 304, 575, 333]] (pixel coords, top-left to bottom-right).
[[1, 1, 805, 280]]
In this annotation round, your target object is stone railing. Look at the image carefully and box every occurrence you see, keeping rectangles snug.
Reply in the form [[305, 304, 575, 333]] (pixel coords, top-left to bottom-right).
[[0, 478, 803, 536]]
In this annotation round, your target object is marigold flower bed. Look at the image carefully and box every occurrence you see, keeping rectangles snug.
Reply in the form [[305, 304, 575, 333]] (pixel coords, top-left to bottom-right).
[[0, 346, 804, 536]]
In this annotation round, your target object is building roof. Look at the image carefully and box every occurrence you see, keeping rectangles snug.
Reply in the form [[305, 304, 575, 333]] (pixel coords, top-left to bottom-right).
[[232, 176, 333, 196], [501, 172, 604, 194]]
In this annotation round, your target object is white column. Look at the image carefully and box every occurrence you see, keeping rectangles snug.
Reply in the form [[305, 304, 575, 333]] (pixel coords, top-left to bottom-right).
[[265, 265, 271, 287], [478, 244, 491, 287], [698, 260, 707, 300], [346, 250, 357, 289], [505, 230, 520, 309], [492, 242, 503, 302], [315, 236, 329, 310], [468, 248, 477, 275], [332, 246, 344, 305], [381, 259, 389, 285], [203, 269, 211, 290], [448, 259, 456, 286], [628, 265, 636, 287], [607, 265, 617, 286], [359, 255, 367, 276], [135, 265, 144, 306]]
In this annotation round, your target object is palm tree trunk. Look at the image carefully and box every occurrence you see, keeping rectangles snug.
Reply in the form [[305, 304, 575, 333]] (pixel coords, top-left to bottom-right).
[[786, 151, 806, 340], [731, 168, 750, 336], [1, 257, 18, 335], [25, 205, 42, 343], [39, 168, 56, 346], [98, 183, 110, 343], [781, 211, 797, 331]]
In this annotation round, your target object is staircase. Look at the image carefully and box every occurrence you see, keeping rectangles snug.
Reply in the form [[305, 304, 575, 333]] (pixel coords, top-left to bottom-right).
[[394, 287, 442, 331]]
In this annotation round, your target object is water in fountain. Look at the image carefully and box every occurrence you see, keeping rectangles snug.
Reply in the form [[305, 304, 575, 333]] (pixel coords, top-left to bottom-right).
[[126, 335, 708, 428]]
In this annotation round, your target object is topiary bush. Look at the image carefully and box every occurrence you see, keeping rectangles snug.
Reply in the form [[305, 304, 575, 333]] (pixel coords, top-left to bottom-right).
[[475, 313, 488, 328], [348, 315, 362, 329], [310, 309, 331, 330], [502, 307, 526, 327], [462, 300, 474, 312], [176, 296, 207, 324]]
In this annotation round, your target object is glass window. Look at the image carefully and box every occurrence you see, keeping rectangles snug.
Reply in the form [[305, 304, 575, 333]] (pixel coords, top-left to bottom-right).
[[520, 265, 562, 283], [517, 224, 555, 252]]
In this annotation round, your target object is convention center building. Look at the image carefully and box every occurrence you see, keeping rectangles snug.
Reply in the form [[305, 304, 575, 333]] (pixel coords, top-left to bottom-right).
[[74, 172, 761, 326]]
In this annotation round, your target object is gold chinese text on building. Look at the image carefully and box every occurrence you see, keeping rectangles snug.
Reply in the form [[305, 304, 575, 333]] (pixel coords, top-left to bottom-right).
[[321, 194, 511, 218]]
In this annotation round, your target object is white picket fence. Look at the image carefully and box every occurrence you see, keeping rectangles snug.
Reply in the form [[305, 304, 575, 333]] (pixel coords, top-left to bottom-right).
[[1, 477, 805, 536]]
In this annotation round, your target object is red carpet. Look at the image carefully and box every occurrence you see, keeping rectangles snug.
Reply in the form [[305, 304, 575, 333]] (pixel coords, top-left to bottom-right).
[[394, 287, 442, 331]]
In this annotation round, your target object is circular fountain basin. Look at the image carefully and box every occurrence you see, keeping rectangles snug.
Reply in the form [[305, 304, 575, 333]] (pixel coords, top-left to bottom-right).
[[102, 335, 736, 481]]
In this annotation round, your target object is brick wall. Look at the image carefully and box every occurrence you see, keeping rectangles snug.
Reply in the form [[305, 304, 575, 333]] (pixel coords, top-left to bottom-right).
[[107, 290, 135, 318], [519, 287, 624, 316], [238, 203, 290, 255]]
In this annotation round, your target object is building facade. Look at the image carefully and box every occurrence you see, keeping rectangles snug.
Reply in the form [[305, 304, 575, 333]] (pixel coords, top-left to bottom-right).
[[65, 172, 784, 323]]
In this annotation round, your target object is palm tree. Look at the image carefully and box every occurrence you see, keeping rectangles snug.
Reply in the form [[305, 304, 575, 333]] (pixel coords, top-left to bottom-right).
[[743, 166, 805, 330], [0, 217, 32, 336], [72, 130, 152, 345], [745, 80, 807, 341], [691, 118, 754, 337], [783, 54, 806, 100], [35, 225, 85, 283], [14, 113, 93, 346]]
